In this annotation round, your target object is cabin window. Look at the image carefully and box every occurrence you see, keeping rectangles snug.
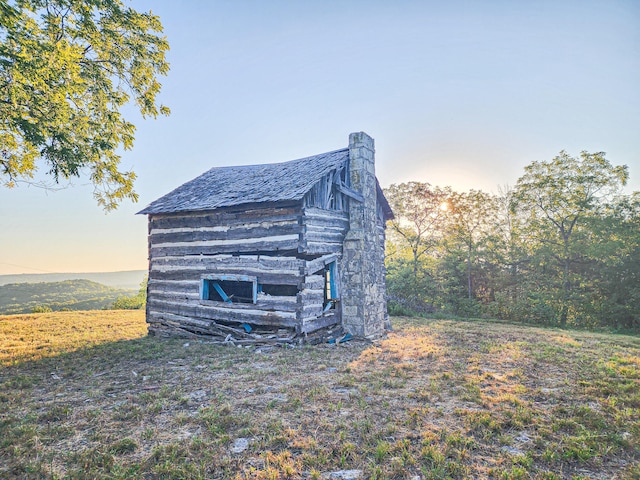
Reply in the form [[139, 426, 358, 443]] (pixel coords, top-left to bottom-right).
[[324, 261, 338, 311], [201, 275, 257, 304], [260, 284, 298, 296]]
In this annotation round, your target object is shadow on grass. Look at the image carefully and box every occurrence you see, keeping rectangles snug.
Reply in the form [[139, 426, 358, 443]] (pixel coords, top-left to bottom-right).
[[0, 335, 189, 387]]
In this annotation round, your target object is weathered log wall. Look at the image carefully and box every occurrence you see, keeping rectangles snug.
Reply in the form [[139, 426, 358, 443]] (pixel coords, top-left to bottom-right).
[[299, 207, 349, 255], [149, 206, 301, 258], [146, 204, 350, 341]]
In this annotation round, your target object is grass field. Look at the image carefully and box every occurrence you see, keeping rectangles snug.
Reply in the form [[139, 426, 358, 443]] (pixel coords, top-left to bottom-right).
[[0, 310, 147, 366], [0, 311, 638, 479]]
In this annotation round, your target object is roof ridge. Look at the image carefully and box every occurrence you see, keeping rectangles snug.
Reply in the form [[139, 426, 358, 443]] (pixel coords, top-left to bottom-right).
[[208, 147, 350, 170]]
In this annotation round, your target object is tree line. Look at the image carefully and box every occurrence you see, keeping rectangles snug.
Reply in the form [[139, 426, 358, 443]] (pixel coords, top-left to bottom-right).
[[384, 151, 640, 332], [0, 279, 135, 314]]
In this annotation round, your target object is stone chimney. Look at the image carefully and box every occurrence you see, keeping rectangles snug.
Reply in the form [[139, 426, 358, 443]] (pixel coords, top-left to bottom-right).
[[340, 132, 388, 339]]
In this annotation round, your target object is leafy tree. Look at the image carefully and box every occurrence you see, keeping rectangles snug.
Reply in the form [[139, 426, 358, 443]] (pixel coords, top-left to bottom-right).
[[581, 193, 640, 329], [384, 182, 451, 278], [385, 255, 440, 315], [384, 183, 453, 314], [32, 304, 52, 313], [1, 0, 170, 210], [446, 189, 499, 301], [483, 186, 525, 312], [512, 151, 628, 325], [112, 275, 147, 310]]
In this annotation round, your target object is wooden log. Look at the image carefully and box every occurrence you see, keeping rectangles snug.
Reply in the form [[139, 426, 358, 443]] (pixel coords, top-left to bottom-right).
[[256, 294, 299, 311], [149, 293, 299, 313], [302, 223, 348, 235], [151, 254, 304, 270], [147, 316, 214, 337], [166, 322, 222, 338], [301, 275, 324, 289], [300, 242, 343, 255], [149, 255, 305, 283], [301, 312, 340, 333], [302, 219, 349, 232], [149, 267, 303, 284], [299, 304, 324, 319], [149, 269, 302, 286], [151, 239, 300, 257], [147, 298, 299, 327], [151, 311, 212, 329], [149, 218, 299, 236], [146, 280, 200, 294], [148, 290, 200, 301], [297, 285, 325, 321], [303, 223, 348, 235], [335, 182, 364, 203], [150, 207, 301, 231], [150, 222, 301, 244], [302, 207, 349, 222], [161, 319, 215, 336], [302, 231, 346, 245], [303, 222, 345, 233], [150, 264, 303, 279], [304, 254, 339, 275], [151, 233, 300, 251], [298, 288, 324, 304], [149, 312, 232, 339]]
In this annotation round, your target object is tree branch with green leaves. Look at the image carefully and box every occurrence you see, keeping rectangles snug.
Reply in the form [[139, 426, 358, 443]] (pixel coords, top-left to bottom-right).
[[0, 0, 170, 210]]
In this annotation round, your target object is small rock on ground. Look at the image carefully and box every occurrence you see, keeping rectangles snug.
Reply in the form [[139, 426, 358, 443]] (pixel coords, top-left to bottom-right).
[[322, 470, 363, 479], [501, 446, 524, 456], [231, 437, 249, 454], [189, 390, 207, 402]]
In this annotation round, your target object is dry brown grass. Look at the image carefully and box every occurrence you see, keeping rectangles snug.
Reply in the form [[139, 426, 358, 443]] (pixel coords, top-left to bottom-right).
[[0, 310, 147, 366], [0, 312, 638, 479]]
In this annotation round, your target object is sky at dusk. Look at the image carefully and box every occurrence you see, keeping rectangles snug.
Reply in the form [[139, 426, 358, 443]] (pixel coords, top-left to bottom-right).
[[1, 0, 639, 275]]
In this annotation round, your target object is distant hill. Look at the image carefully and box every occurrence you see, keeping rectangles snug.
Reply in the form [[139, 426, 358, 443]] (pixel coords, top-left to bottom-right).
[[0, 279, 137, 315], [0, 270, 146, 290]]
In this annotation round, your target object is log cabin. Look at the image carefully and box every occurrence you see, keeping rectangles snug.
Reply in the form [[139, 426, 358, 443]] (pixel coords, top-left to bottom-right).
[[138, 132, 393, 344]]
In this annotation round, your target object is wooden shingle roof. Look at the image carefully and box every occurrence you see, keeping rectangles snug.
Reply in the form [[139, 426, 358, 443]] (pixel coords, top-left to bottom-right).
[[138, 148, 350, 215]]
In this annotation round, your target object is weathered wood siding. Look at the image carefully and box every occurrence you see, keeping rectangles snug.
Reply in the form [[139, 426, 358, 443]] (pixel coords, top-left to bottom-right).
[[299, 207, 350, 255], [149, 206, 302, 258], [146, 205, 345, 338], [149, 254, 303, 285]]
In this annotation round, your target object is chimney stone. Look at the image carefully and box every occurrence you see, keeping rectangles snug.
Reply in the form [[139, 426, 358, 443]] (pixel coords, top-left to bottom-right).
[[340, 132, 388, 339]]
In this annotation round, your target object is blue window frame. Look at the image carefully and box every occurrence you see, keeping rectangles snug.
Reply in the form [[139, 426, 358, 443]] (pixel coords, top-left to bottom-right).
[[201, 274, 257, 304], [324, 261, 338, 311]]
